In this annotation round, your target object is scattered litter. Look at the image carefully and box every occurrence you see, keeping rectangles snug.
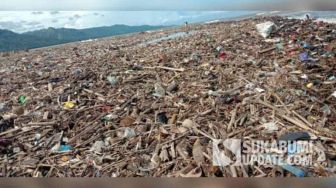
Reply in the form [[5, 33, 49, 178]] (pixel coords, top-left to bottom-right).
[[107, 76, 119, 86], [59, 144, 72, 152], [300, 74, 308, 80], [18, 96, 27, 105], [61, 156, 70, 162], [157, 112, 168, 124], [299, 52, 309, 62], [328, 75, 336, 81], [182, 119, 195, 129], [0, 116, 14, 133], [281, 164, 306, 177], [63, 101, 75, 109], [256, 21, 276, 38], [262, 122, 278, 133], [275, 43, 284, 50], [0, 16, 335, 177], [255, 88, 265, 93], [219, 51, 227, 60], [90, 141, 104, 153], [265, 38, 281, 43], [306, 83, 314, 89], [332, 91, 336, 98], [190, 53, 202, 62], [122, 128, 136, 138], [278, 132, 311, 141], [0, 103, 6, 113], [153, 82, 165, 98]]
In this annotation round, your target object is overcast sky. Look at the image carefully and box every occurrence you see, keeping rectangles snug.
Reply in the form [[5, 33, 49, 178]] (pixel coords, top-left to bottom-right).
[[1, 0, 271, 10], [0, 11, 257, 33], [1, 0, 335, 10], [0, 0, 335, 33]]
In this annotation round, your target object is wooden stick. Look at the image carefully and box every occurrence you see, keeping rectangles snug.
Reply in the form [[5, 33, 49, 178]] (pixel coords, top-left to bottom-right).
[[258, 47, 276, 54], [144, 66, 185, 72], [27, 121, 57, 126], [256, 100, 319, 134], [227, 106, 238, 132]]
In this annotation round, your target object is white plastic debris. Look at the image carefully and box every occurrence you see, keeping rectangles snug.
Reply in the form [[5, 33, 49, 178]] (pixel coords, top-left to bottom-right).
[[216, 46, 223, 52], [35, 133, 41, 140], [207, 90, 221, 97], [62, 137, 69, 143], [123, 127, 136, 138], [13, 147, 21, 153], [301, 74, 308, 80], [104, 114, 118, 121], [263, 122, 279, 133], [332, 91, 336, 98], [245, 83, 255, 90], [328, 75, 336, 81], [90, 141, 104, 153], [256, 21, 276, 38], [51, 143, 60, 153], [265, 38, 281, 43], [107, 76, 119, 86], [153, 83, 165, 98], [104, 137, 111, 146], [0, 103, 6, 112], [255, 88, 265, 93]]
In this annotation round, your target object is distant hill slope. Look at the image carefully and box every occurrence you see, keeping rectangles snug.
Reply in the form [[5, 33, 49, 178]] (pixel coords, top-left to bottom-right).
[[0, 29, 53, 52], [0, 25, 167, 52]]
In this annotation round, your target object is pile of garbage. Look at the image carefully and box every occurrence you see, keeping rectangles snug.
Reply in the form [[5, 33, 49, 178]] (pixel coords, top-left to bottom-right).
[[0, 16, 335, 177]]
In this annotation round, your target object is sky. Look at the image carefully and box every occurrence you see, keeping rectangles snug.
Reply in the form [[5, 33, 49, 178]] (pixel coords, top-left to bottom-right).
[[0, 0, 335, 33], [1, 0, 335, 11], [1, 1, 269, 10], [0, 11, 256, 33]]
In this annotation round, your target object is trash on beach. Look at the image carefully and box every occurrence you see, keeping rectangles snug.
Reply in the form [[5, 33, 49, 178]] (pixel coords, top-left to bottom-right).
[[18, 96, 27, 105], [0, 15, 335, 177], [281, 164, 306, 177], [59, 145, 72, 152], [299, 52, 309, 62], [107, 76, 119, 86], [256, 21, 276, 38], [63, 101, 76, 109], [262, 122, 278, 133], [332, 91, 336, 98], [278, 132, 311, 141]]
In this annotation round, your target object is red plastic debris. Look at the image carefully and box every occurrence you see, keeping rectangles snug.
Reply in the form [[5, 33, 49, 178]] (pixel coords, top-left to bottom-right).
[[219, 51, 227, 60]]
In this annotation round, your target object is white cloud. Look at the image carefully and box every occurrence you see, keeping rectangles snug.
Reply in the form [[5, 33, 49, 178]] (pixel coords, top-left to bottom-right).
[[0, 11, 254, 33], [1, 0, 335, 11]]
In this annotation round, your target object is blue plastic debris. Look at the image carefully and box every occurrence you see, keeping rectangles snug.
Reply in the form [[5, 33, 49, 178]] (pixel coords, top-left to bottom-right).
[[299, 52, 309, 62], [281, 164, 306, 177], [302, 42, 312, 49], [59, 145, 72, 152]]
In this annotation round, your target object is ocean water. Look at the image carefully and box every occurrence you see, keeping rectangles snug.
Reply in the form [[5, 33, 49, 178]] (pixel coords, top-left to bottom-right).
[[280, 11, 336, 23], [202, 11, 336, 24]]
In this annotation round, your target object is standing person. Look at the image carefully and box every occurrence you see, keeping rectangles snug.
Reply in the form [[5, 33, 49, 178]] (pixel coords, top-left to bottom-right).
[[185, 21, 189, 34], [305, 14, 310, 20]]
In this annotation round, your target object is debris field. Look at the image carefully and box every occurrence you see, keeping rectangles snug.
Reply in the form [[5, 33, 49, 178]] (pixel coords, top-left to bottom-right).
[[0, 16, 336, 177]]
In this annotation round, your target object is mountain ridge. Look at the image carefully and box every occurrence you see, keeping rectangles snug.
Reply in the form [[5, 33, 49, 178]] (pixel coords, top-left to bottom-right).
[[0, 24, 168, 52]]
